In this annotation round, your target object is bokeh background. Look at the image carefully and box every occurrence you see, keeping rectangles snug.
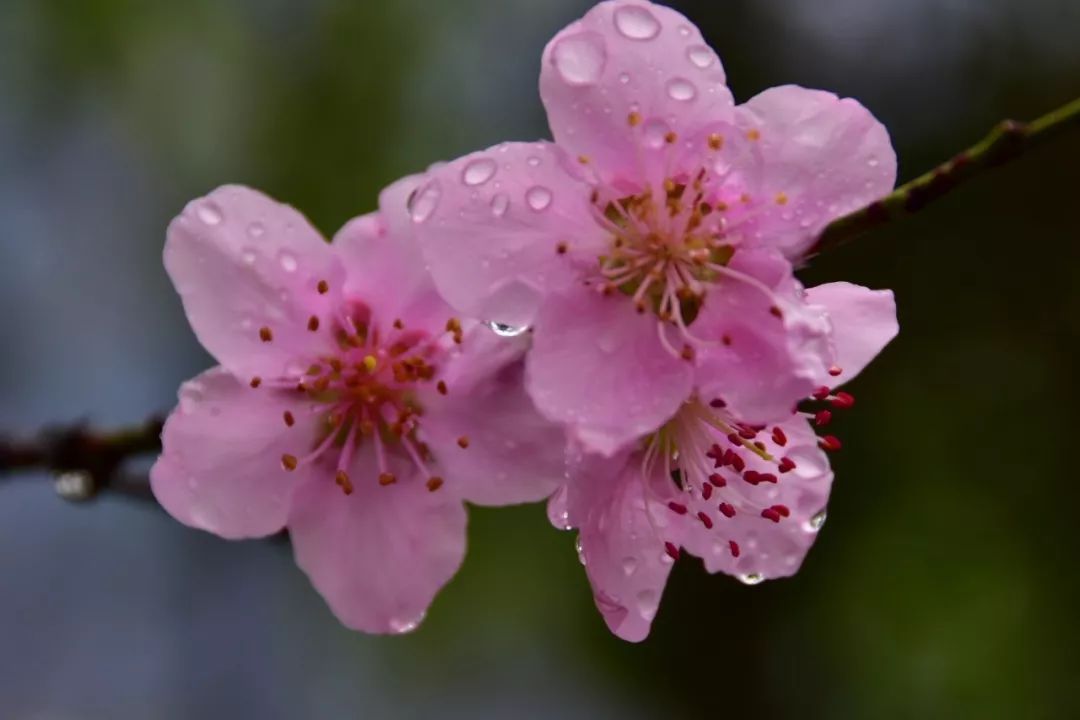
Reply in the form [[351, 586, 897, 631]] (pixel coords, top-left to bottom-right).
[[2, 0, 1078, 717]]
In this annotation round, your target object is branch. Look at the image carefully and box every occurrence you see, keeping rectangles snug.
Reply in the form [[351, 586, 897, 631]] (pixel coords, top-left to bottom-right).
[[814, 95, 1080, 255], [0, 417, 163, 503]]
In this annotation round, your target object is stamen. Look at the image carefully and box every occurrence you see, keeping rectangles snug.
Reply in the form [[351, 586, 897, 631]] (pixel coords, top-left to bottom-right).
[[259, 327, 273, 343]]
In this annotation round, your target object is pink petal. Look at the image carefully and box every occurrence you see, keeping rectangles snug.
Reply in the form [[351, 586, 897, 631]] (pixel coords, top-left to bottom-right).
[[678, 415, 833, 581], [412, 141, 606, 329], [541, 0, 734, 188], [694, 249, 832, 425], [165, 185, 345, 379], [288, 448, 467, 634], [731, 85, 897, 258], [805, 282, 899, 386], [332, 177, 456, 330], [566, 445, 680, 642], [150, 367, 315, 539], [420, 328, 566, 506], [526, 284, 694, 457]]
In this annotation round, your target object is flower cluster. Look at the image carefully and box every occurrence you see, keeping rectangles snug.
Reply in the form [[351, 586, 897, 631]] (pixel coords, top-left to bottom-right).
[[153, 0, 898, 641]]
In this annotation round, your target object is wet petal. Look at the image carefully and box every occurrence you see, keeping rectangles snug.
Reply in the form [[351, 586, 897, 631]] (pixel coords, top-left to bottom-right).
[[805, 282, 898, 386]]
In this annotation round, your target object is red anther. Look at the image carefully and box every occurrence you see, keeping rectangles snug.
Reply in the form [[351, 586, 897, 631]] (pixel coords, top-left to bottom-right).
[[727, 451, 746, 473], [769, 305, 783, 319], [761, 508, 781, 523], [668, 501, 689, 515], [759, 473, 778, 485], [710, 398, 727, 409], [697, 512, 714, 530], [706, 444, 726, 467], [701, 484, 714, 500], [738, 427, 757, 440], [664, 542, 681, 560], [743, 470, 761, 485], [828, 366, 843, 377], [729, 540, 741, 558], [830, 391, 855, 409], [778, 457, 796, 474], [771, 427, 788, 446], [819, 435, 843, 451], [773, 505, 791, 518], [815, 410, 833, 426], [708, 473, 727, 488], [727, 433, 741, 446], [812, 386, 831, 401], [718, 503, 736, 518]]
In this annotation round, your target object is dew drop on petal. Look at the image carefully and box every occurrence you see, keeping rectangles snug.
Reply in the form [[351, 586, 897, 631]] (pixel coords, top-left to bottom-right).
[[240, 248, 257, 266], [666, 77, 697, 102], [488, 321, 529, 337], [621, 556, 639, 577], [277, 250, 298, 273], [551, 32, 607, 86], [642, 118, 671, 149], [525, 185, 553, 212], [388, 612, 425, 634], [614, 5, 661, 40], [462, 157, 497, 187], [409, 180, 442, 223], [575, 535, 587, 565], [807, 509, 828, 531], [490, 193, 510, 217], [738, 572, 765, 586], [618, 72, 631, 85], [247, 221, 265, 238], [196, 200, 223, 226], [687, 45, 716, 69], [867, 156, 880, 168], [636, 589, 659, 619]]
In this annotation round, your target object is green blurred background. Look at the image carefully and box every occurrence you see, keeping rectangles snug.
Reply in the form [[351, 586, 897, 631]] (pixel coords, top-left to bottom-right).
[[1, 0, 1078, 717]]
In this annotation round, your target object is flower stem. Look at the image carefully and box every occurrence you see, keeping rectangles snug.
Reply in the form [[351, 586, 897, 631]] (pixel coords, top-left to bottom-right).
[[813, 95, 1080, 255]]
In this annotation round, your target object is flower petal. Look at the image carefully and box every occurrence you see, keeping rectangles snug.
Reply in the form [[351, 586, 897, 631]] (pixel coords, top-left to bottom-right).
[[165, 185, 345, 379], [678, 415, 833, 581], [805, 282, 898, 386], [288, 449, 467, 634], [526, 284, 693, 457], [540, 0, 734, 187], [565, 445, 679, 642], [730, 85, 897, 258], [421, 328, 566, 506], [694, 249, 832, 424], [150, 367, 316, 539], [412, 141, 606, 329]]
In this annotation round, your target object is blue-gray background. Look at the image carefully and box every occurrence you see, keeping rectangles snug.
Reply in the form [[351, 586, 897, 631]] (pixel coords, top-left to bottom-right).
[[1, 1, 1078, 717]]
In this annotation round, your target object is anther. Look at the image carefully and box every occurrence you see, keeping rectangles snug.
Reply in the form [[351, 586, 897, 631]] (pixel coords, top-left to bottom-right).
[[680, 344, 696, 361], [317, 280, 329, 294], [709, 398, 727, 409], [664, 542, 681, 561], [362, 355, 378, 373], [426, 477, 444, 492], [378, 472, 397, 486], [761, 508, 781, 523], [828, 366, 843, 377], [307, 316, 320, 332], [556, 241, 569, 255], [437, 381, 448, 395], [702, 484, 713, 500], [813, 386, 832, 401], [628, 111, 642, 127], [729, 540, 740, 558], [775, 192, 789, 206], [697, 512, 714, 530], [457, 436, 470, 449], [718, 503, 736, 518], [778, 457, 796, 473], [814, 410, 833, 426], [707, 133, 724, 151], [283, 411, 295, 427], [259, 326, 273, 343], [664, 131, 678, 144], [708, 473, 727, 488], [578, 155, 591, 165], [335, 470, 354, 495], [769, 305, 784, 319], [771, 427, 788, 446], [281, 454, 298, 471], [668, 501, 688, 515], [249, 376, 262, 388], [830, 391, 855, 409], [746, 129, 761, 141], [819, 435, 842, 452], [393, 318, 405, 330]]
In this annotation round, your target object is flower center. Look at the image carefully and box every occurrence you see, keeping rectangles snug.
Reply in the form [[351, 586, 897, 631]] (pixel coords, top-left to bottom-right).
[[250, 292, 465, 496]]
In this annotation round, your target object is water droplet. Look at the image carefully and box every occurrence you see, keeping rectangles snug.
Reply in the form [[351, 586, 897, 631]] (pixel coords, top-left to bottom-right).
[[614, 5, 661, 40], [462, 157, 497, 186], [575, 535, 587, 565], [738, 572, 765, 586], [618, 72, 631, 85], [686, 45, 715, 69], [527, 156, 542, 168], [487, 321, 529, 338], [525, 186, 553, 212], [636, 589, 659, 619], [867, 156, 880, 168], [490, 193, 510, 217], [551, 32, 607, 86], [196, 200, 223, 226], [677, 24, 692, 37], [178, 384, 204, 413], [621, 557, 638, 577], [240, 248, 257, 266], [247, 222, 265, 238], [409, 180, 442, 223], [666, 77, 697, 102], [642, 118, 671, 149], [278, 250, 298, 273], [807, 510, 827, 531], [388, 612, 425, 634]]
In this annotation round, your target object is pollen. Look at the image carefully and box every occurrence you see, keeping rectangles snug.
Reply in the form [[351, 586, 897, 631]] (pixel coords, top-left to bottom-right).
[[249, 376, 262, 388], [578, 155, 591, 165], [746, 129, 761, 141], [664, 131, 678, 145], [707, 133, 724, 151], [335, 470, 354, 495], [775, 192, 789, 206], [378, 472, 397, 486], [281, 454, 298, 471], [457, 436, 470, 449], [283, 411, 295, 427], [316, 279, 329, 295], [556, 241, 569, 255], [362, 355, 378, 373], [628, 111, 642, 127], [436, 380, 448, 395], [426, 476, 445, 492], [259, 326, 273, 343], [307, 315, 320, 332]]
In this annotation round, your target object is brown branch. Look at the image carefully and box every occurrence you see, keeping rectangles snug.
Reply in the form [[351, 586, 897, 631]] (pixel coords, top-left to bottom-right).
[[813, 95, 1080, 255]]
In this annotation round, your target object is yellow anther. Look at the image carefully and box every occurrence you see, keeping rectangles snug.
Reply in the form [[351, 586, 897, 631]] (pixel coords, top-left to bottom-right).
[[708, 133, 724, 151], [775, 192, 789, 206], [628, 111, 642, 127], [362, 355, 378, 373], [746, 129, 761, 141]]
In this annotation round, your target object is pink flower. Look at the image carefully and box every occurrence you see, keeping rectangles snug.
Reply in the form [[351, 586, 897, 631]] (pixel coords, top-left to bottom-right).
[[151, 181, 565, 634], [411, 0, 899, 456], [408, 0, 901, 639]]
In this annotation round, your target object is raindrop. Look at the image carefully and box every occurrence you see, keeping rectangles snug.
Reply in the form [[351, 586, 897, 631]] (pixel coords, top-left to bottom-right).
[[196, 200, 223, 226], [636, 589, 659, 619], [525, 185, 553, 212], [240, 248, 257, 266], [807, 510, 827, 531], [551, 32, 607, 86], [278, 250, 298, 273], [490, 193, 510, 218], [666, 77, 697, 102], [247, 222, 265, 238], [686, 45, 716, 69], [642, 118, 671, 149], [388, 612, 425, 634], [618, 72, 631, 85], [614, 5, 661, 40], [622, 557, 639, 577], [738, 572, 765, 586], [867, 156, 880, 168], [487, 321, 529, 338], [462, 157, 497, 186], [575, 535, 587, 565], [677, 24, 692, 37], [527, 156, 542, 167], [409, 180, 442, 223]]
